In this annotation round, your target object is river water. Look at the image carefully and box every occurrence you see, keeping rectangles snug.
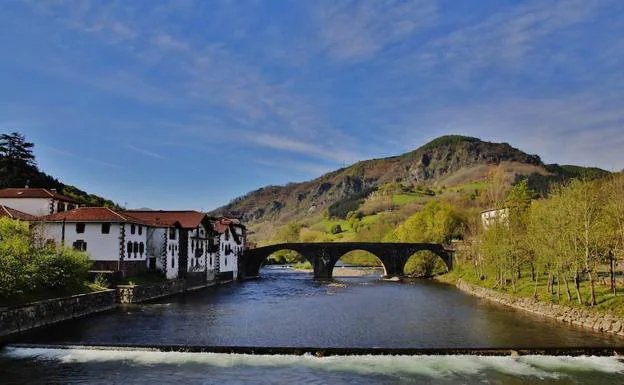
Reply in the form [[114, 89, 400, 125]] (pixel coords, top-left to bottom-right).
[[1, 267, 624, 384]]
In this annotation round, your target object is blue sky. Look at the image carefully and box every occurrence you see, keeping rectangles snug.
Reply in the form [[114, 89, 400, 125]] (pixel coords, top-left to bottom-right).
[[1, 0, 623, 210]]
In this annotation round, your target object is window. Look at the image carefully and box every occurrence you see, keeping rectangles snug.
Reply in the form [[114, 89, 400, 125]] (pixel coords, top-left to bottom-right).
[[72, 240, 87, 251], [138, 225, 142, 235], [139, 242, 144, 256], [67, 204, 75, 210], [209, 256, 212, 266], [57, 202, 65, 213], [169, 228, 176, 240], [133, 242, 139, 256], [224, 257, 227, 266], [172, 256, 175, 268], [76, 223, 85, 233], [127, 241, 132, 256], [225, 229, 230, 241], [101, 223, 110, 234], [130, 224, 136, 235]]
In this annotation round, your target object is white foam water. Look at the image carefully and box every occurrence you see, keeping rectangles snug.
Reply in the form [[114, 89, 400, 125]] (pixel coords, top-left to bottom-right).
[[3, 347, 624, 380]]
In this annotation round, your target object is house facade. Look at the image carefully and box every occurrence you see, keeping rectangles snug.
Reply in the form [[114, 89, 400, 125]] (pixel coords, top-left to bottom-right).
[[39, 207, 149, 276], [126, 210, 220, 283], [0, 188, 82, 216], [480, 207, 509, 229], [213, 217, 246, 281]]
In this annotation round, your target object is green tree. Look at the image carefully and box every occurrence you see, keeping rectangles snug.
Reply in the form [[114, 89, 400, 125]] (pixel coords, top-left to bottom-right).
[[601, 173, 624, 295], [391, 200, 466, 244]]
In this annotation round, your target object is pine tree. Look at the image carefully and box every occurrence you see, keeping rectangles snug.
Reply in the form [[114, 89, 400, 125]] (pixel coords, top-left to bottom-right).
[[0, 132, 37, 188]]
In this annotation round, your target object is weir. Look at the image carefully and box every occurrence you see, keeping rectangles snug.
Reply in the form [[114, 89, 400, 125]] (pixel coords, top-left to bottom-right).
[[7, 343, 624, 357]]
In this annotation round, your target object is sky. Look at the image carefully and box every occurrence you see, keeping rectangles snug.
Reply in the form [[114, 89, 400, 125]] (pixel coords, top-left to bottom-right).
[[0, 0, 623, 210]]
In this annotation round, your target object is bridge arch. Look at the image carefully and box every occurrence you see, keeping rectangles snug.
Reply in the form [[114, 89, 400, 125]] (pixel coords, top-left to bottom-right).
[[332, 249, 387, 278], [241, 242, 453, 281], [403, 250, 449, 278]]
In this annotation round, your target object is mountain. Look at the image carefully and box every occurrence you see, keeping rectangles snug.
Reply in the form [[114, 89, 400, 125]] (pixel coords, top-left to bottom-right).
[[211, 135, 609, 242]]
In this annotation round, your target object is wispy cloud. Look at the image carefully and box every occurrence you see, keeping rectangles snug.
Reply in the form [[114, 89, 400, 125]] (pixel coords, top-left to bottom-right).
[[124, 144, 167, 160], [314, 0, 438, 62], [39, 145, 121, 169]]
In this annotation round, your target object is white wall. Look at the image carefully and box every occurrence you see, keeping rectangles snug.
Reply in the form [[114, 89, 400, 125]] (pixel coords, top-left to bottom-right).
[[122, 223, 149, 263], [42, 222, 120, 261], [0, 198, 52, 216], [187, 225, 214, 276], [218, 227, 244, 279], [165, 227, 179, 280]]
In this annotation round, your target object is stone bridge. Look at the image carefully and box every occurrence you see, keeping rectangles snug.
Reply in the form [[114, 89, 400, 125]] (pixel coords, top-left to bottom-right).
[[240, 242, 454, 280]]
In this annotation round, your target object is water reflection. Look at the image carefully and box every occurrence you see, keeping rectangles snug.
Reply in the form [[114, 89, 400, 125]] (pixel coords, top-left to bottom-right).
[[17, 267, 621, 348]]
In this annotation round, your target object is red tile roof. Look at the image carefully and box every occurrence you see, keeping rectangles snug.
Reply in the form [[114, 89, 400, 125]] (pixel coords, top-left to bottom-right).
[[211, 217, 244, 234], [125, 210, 209, 229], [0, 205, 37, 221], [40, 207, 146, 224], [0, 188, 80, 203]]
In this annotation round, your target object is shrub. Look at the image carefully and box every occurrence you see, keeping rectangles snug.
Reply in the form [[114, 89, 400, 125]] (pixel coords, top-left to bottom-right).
[[330, 224, 343, 234], [0, 218, 92, 302]]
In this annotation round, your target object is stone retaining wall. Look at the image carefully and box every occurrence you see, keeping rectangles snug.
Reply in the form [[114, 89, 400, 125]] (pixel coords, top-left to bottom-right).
[[116, 279, 217, 304], [457, 280, 624, 337], [0, 290, 116, 338]]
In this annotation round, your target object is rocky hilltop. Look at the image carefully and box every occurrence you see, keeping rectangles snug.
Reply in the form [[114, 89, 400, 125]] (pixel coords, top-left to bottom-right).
[[211, 135, 598, 229]]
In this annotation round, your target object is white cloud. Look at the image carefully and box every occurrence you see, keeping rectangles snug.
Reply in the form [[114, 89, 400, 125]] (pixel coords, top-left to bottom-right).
[[124, 144, 167, 160]]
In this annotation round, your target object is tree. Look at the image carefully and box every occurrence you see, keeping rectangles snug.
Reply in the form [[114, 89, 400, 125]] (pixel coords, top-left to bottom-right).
[[392, 200, 466, 244], [0, 132, 36, 166], [561, 179, 604, 306], [0, 132, 37, 188], [600, 173, 624, 295], [481, 166, 508, 210]]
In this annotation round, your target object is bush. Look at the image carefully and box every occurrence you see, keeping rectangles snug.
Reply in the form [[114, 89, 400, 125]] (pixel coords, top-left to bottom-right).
[[0, 218, 92, 303], [330, 224, 343, 234]]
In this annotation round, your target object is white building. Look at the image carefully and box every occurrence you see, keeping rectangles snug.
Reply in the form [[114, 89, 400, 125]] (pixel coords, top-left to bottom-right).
[[126, 210, 219, 282], [0, 188, 82, 216], [213, 217, 246, 281], [480, 207, 509, 229], [39, 207, 149, 276]]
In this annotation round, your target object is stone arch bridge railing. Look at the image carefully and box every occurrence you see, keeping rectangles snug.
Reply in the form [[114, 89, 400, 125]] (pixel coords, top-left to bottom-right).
[[240, 242, 454, 280]]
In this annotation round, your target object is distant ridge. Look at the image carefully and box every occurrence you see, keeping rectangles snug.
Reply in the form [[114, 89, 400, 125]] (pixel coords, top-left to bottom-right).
[[211, 135, 609, 235]]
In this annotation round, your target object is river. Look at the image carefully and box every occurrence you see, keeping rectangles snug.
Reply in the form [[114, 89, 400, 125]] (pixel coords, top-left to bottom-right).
[[1, 267, 623, 384]]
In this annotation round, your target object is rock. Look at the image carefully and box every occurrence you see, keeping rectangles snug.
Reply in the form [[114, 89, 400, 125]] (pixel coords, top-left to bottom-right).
[[611, 321, 623, 334]]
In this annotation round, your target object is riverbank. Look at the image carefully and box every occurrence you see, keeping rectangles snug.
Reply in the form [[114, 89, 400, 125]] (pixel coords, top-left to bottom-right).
[[1, 278, 221, 340], [290, 266, 383, 277], [441, 277, 624, 338]]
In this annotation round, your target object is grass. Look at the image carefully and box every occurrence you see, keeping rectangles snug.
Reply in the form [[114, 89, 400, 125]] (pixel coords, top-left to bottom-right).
[[448, 180, 488, 194], [392, 192, 430, 206], [441, 264, 624, 318], [0, 282, 106, 308]]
